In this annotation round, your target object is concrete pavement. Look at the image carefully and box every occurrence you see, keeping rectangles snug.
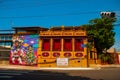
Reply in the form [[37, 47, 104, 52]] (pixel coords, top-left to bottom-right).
[[98, 64, 120, 68], [0, 63, 120, 70], [0, 64, 96, 70]]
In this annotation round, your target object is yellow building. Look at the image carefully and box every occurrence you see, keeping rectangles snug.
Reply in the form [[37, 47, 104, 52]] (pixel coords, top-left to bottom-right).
[[38, 26, 88, 67]]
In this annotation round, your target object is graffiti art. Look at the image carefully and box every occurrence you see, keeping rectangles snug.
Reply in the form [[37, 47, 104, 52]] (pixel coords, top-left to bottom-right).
[[10, 35, 39, 66]]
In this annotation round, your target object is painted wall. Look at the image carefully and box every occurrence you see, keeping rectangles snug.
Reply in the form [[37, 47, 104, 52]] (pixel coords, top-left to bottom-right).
[[38, 37, 88, 67], [10, 35, 39, 65]]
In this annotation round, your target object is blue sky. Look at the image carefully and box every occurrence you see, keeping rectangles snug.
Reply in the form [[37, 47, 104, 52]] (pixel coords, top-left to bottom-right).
[[0, 0, 120, 50]]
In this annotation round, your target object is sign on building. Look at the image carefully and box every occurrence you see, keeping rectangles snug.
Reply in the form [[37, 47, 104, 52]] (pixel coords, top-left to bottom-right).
[[57, 58, 68, 66]]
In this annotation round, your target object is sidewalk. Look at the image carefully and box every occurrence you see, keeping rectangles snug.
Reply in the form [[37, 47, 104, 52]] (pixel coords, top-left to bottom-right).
[[90, 64, 120, 69], [0, 64, 97, 70], [0, 64, 39, 70], [0, 64, 120, 70], [99, 64, 120, 68]]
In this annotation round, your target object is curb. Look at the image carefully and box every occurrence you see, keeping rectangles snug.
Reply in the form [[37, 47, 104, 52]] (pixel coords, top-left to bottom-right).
[[100, 65, 120, 68], [1, 64, 120, 70], [0, 64, 100, 70]]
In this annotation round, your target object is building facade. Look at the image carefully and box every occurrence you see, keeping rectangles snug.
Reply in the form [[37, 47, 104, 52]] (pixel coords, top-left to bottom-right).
[[38, 26, 88, 67], [0, 30, 13, 48], [0, 30, 13, 64], [9, 26, 99, 67]]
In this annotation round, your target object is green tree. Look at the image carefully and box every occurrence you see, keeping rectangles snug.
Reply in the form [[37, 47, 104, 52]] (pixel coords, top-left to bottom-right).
[[83, 18, 116, 60]]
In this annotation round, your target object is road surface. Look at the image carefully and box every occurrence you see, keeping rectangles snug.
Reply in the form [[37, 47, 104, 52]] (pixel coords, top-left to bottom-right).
[[0, 68, 120, 80]]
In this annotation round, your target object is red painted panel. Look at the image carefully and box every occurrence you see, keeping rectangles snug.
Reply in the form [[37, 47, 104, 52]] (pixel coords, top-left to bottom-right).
[[42, 39, 50, 51], [64, 53, 72, 57], [53, 39, 61, 51], [75, 39, 84, 51], [42, 52, 49, 57], [53, 52, 60, 57], [64, 39, 72, 51], [75, 53, 83, 57]]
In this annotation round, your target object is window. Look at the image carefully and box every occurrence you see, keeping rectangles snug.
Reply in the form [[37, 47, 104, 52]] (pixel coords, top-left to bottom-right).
[[64, 39, 72, 51], [75, 39, 84, 51], [8, 36, 12, 40], [0, 43, 4, 46], [53, 39, 61, 51], [0, 36, 2, 40], [1, 36, 4, 40], [6, 42, 12, 46], [0, 43, 2, 46], [42, 39, 50, 51], [5, 36, 9, 40], [6, 36, 12, 40]]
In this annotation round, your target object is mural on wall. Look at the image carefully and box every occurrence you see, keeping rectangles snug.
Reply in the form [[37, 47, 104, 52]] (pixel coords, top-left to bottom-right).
[[10, 35, 39, 65]]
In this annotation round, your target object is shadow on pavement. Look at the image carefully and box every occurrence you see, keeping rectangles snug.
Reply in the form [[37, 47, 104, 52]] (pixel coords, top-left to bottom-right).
[[0, 69, 97, 80]]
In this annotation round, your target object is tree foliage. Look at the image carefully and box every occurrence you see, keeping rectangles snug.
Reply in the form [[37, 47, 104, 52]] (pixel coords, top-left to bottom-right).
[[83, 18, 116, 54]]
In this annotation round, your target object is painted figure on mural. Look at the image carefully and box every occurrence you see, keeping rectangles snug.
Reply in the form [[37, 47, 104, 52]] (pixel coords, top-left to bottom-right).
[[26, 45, 35, 65], [11, 36, 25, 64], [11, 47, 24, 64]]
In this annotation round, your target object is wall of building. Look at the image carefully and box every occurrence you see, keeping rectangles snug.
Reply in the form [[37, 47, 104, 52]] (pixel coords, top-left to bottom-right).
[[0, 33, 12, 64], [37, 30, 88, 67]]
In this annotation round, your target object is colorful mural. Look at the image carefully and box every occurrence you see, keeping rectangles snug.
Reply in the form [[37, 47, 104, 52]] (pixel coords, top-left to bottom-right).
[[10, 35, 39, 65]]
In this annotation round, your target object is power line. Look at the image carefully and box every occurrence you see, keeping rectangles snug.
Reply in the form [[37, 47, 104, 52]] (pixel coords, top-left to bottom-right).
[[0, 11, 120, 19], [0, 11, 99, 19], [114, 24, 120, 26], [0, 0, 81, 9]]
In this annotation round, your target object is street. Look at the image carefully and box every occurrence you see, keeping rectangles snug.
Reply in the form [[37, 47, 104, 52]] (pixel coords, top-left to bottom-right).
[[0, 67, 120, 80]]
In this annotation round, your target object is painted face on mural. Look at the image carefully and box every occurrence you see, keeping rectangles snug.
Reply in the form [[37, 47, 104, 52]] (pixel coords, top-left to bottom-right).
[[14, 41, 19, 46], [28, 45, 33, 50]]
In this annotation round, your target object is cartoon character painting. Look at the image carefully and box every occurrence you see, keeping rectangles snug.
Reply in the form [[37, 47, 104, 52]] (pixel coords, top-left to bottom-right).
[[26, 45, 35, 65], [10, 35, 38, 66], [11, 47, 24, 64]]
